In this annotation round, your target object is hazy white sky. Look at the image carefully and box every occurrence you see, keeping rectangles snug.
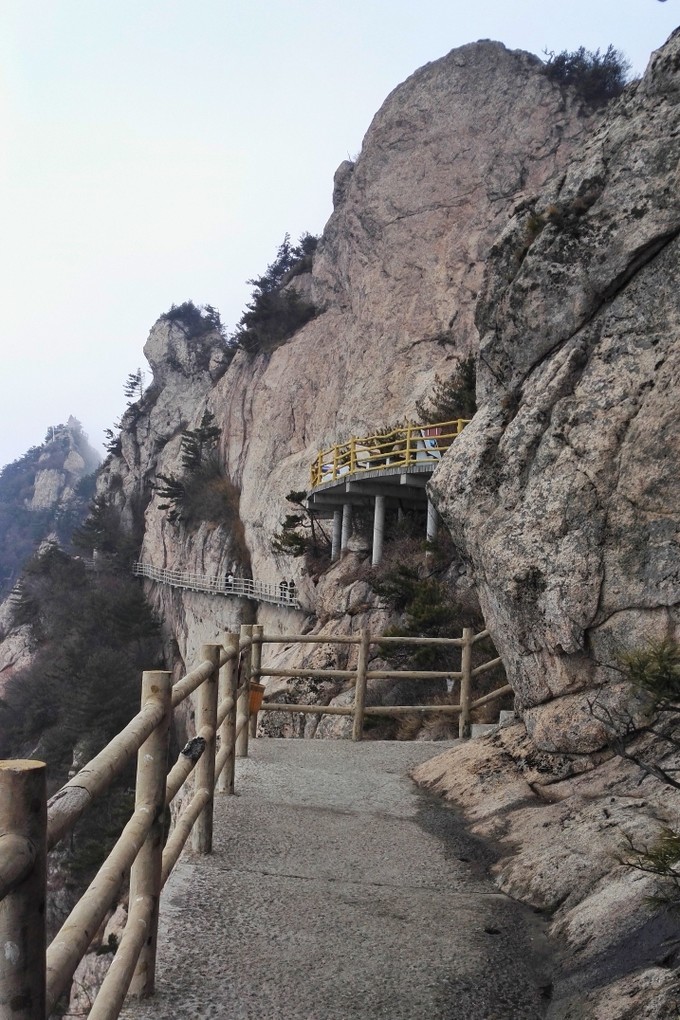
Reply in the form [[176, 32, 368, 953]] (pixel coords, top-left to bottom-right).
[[1, 1, 677, 469]]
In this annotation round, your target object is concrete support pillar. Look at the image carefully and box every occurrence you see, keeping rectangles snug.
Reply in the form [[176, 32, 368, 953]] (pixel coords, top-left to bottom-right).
[[372, 495, 386, 566], [331, 509, 342, 562], [426, 499, 439, 546], [340, 504, 352, 555]]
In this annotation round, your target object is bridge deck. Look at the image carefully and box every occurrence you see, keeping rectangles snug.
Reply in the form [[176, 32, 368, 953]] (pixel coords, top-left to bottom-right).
[[120, 740, 551, 1019]]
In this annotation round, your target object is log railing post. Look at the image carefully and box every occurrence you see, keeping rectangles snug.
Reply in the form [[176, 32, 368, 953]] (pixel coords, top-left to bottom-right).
[[249, 624, 264, 738], [192, 645, 220, 854], [217, 633, 239, 794], [236, 625, 253, 758], [352, 630, 370, 742], [128, 670, 172, 998], [0, 759, 47, 1020], [405, 424, 413, 465], [349, 437, 357, 475], [459, 628, 474, 739]]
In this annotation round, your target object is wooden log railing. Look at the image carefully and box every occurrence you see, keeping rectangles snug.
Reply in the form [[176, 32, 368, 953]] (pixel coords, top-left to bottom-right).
[[0, 624, 508, 1019], [310, 417, 471, 488], [252, 627, 508, 741]]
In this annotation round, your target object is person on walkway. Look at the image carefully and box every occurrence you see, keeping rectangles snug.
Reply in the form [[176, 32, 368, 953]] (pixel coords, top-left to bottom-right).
[[288, 579, 296, 602], [279, 579, 288, 601], [225, 571, 234, 592]]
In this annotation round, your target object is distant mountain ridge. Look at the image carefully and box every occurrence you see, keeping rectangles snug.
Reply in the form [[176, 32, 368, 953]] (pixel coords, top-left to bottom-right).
[[0, 416, 100, 596]]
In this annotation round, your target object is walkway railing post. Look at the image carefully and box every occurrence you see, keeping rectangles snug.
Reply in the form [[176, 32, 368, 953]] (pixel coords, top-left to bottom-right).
[[192, 645, 220, 853], [236, 625, 253, 758], [129, 671, 172, 998], [250, 624, 264, 738], [0, 759, 47, 1020], [352, 629, 370, 742], [459, 628, 474, 739], [217, 632, 239, 794]]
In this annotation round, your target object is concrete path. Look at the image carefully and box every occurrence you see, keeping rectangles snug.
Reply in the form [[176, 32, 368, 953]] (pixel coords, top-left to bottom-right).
[[121, 739, 553, 1020]]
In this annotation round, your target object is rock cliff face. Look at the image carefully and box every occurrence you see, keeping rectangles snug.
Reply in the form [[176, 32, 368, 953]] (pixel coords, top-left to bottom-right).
[[0, 417, 100, 684], [103, 40, 589, 677], [413, 726, 680, 1018], [430, 29, 680, 754], [29, 417, 100, 510]]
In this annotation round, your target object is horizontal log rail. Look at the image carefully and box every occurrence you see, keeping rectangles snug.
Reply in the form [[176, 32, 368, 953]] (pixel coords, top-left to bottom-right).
[[310, 417, 471, 488], [0, 622, 509, 1019], [253, 626, 508, 742], [258, 702, 464, 717]]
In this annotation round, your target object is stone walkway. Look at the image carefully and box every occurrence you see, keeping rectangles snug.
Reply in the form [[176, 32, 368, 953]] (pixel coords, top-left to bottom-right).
[[120, 739, 553, 1020]]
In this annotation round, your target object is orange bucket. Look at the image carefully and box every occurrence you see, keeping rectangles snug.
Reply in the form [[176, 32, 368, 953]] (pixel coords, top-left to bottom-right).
[[249, 682, 265, 714]]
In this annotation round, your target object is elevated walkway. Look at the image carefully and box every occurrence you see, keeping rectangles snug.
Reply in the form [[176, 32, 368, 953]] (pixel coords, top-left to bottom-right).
[[132, 561, 301, 609], [120, 740, 551, 1020], [307, 419, 469, 564]]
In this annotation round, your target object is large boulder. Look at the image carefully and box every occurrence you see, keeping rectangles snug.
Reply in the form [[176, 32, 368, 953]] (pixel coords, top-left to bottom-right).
[[431, 30, 680, 753]]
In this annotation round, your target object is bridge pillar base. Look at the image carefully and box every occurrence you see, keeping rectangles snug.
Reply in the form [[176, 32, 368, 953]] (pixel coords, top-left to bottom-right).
[[331, 509, 342, 561], [340, 503, 352, 556], [372, 495, 386, 566], [426, 499, 439, 550]]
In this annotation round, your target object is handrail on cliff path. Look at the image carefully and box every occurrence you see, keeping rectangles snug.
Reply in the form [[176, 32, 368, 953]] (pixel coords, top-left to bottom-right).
[[310, 417, 470, 488], [132, 561, 301, 609], [0, 623, 509, 1019]]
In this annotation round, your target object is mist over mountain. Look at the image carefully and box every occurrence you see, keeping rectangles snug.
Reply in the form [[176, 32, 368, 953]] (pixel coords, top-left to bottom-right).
[[0, 417, 100, 597]]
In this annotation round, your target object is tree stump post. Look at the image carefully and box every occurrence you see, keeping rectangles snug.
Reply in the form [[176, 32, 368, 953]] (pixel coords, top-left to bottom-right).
[[459, 628, 474, 739], [217, 632, 239, 794], [236, 625, 253, 758], [0, 759, 47, 1020], [192, 645, 220, 854], [352, 629, 370, 742], [128, 671, 172, 998]]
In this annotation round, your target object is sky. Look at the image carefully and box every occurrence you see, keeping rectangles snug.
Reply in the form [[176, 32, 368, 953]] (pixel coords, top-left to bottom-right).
[[1, 1, 677, 470]]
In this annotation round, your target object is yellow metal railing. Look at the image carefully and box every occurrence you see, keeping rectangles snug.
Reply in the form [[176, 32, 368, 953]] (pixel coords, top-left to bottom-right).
[[310, 418, 470, 488]]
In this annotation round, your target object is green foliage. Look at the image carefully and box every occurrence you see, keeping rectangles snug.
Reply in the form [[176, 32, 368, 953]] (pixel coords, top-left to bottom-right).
[[416, 355, 477, 423], [621, 828, 680, 909], [247, 233, 318, 294], [2, 549, 160, 769], [233, 234, 319, 355], [361, 533, 505, 710], [373, 564, 462, 668], [593, 640, 680, 906], [2, 547, 162, 896], [543, 45, 631, 107], [155, 464, 240, 529], [272, 491, 330, 564], [103, 424, 122, 456], [180, 411, 221, 472], [154, 473, 186, 525], [123, 368, 145, 405], [73, 495, 125, 556], [621, 640, 680, 705], [159, 300, 227, 340], [154, 412, 238, 528]]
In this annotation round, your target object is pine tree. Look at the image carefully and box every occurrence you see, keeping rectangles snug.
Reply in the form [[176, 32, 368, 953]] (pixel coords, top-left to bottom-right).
[[123, 369, 145, 405]]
